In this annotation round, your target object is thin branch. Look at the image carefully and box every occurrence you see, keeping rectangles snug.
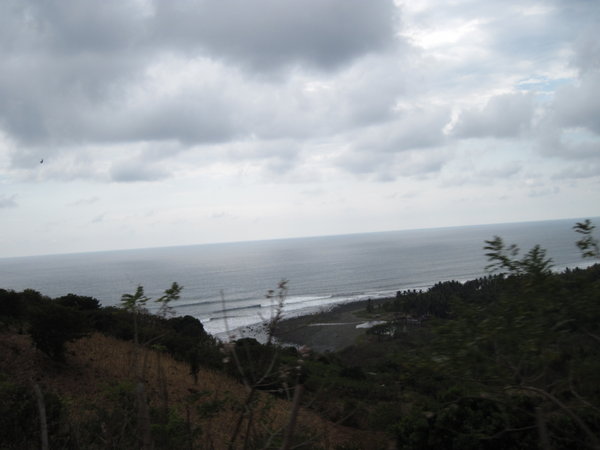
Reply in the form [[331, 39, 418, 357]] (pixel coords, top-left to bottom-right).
[[33, 383, 49, 450], [506, 385, 600, 449], [568, 371, 600, 415], [536, 407, 552, 450], [280, 384, 304, 450]]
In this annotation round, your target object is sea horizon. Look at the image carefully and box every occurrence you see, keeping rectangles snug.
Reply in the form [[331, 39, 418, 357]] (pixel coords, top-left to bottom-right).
[[1, 215, 593, 260], [1, 216, 598, 336]]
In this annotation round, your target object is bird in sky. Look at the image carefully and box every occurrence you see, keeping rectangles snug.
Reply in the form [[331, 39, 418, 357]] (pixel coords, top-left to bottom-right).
[[40, 159, 43, 164]]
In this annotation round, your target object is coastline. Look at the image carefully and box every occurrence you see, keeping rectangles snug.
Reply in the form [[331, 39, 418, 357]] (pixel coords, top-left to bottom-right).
[[238, 297, 392, 353]]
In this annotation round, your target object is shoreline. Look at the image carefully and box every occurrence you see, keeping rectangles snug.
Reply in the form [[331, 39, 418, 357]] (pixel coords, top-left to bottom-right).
[[238, 297, 393, 353]]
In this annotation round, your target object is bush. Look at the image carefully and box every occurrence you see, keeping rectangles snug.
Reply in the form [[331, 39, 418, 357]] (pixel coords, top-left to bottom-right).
[[0, 374, 67, 449], [29, 302, 88, 362], [167, 315, 209, 339], [54, 293, 100, 311], [0, 289, 25, 320]]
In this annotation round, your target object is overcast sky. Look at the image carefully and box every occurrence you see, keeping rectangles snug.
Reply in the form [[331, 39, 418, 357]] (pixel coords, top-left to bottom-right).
[[1, 0, 599, 257]]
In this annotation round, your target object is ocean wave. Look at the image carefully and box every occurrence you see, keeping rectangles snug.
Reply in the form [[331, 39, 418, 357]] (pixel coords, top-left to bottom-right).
[[176, 300, 221, 309], [208, 304, 263, 321], [330, 291, 364, 299], [262, 294, 332, 308]]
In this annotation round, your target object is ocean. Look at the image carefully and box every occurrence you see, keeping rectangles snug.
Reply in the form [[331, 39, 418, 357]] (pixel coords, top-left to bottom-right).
[[1, 218, 597, 337]]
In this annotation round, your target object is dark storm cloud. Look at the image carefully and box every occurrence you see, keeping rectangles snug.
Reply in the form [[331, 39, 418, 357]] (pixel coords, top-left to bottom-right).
[[152, 0, 397, 72], [0, 0, 398, 161], [1, 0, 598, 190], [0, 0, 144, 97], [0, 0, 145, 147]]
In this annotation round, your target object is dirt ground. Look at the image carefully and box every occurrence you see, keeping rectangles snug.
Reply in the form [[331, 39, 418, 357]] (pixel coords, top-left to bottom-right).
[[269, 298, 391, 352]]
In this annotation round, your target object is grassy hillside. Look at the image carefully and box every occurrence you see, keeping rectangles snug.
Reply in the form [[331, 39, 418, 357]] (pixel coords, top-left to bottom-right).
[[0, 329, 388, 449]]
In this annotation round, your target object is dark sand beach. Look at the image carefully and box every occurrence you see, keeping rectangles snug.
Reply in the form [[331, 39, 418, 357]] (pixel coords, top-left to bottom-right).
[[270, 298, 392, 353]]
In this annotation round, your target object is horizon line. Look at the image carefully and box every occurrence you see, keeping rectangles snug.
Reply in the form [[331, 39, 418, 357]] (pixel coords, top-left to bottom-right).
[[2, 215, 597, 260]]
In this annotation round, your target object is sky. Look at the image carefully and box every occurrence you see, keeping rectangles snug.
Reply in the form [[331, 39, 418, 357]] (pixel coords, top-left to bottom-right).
[[1, 0, 599, 258]]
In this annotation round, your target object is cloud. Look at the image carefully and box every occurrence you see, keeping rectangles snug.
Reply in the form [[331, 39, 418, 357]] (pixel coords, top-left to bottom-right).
[[527, 185, 559, 198], [531, 24, 600, 165], [479, 162, 522, 179], [120, 92, 238, 145], [484, 3, 571, 62], [538, 128, 600, 161], [441, 160, 523, 187], [321, 103, 451, 178], [152, 0, 398, 72], [0, 0, 147, 143], [5, 0, 575, 185], [69, 196, 99, 206], [552, 163, 600, 180], [336, 146, 449, 181], [0, 0, 587, 201], [571, 26, 600, 75], [552, 71, 600, 135], [92, 213, 106, 223], [0, 194, 17, 208], [109, 160, 169, 183], [210, 211, 235, 220], [7, 0, 145, 55], [352, 105, 451, 153], [452, 92, 534, 138], [1, 0, 600, 258], [0, 0, 403, 149]]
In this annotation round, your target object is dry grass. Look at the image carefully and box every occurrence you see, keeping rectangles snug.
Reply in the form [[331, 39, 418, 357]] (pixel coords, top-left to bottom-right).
[[0, 330, 390, 449]]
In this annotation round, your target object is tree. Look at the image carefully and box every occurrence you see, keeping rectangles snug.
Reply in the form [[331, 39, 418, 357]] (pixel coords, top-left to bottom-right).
[[484, 236, 553, 277], [155, 282, 182, 319], [120, 285, 150, 346], [55, 293, 100, 311], [29, 302, 88, 362], [392, 222, 600, 448], [484, 236, 521, 274], [574, 219, 599, 259]]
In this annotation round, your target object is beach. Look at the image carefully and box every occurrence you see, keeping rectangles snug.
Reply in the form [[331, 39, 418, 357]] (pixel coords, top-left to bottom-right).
[[266, 298, 392, 352]]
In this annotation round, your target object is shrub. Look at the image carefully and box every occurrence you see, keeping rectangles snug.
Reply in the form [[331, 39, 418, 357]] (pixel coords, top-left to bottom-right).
[[29, 302, 88, 362], [0, 289, 25, 320], [54, 293, 100, 311], [0, 374, 67, 449]]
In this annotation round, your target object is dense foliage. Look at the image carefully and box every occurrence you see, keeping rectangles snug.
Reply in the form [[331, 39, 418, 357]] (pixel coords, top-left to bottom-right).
[[0, 374, 68, 449], [0, 286, 221, 369], [334, 228, 600, 449], [387, 264, 600, 449]]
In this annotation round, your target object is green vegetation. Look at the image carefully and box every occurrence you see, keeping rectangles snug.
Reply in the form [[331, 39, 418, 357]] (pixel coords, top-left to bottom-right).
[[0, 221, 598, 448], [335, 223, 600, 449], [0, 374, 68, 449]]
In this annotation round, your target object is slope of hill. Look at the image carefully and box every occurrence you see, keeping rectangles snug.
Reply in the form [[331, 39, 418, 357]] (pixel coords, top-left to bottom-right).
[[0, 329, 389, 449]]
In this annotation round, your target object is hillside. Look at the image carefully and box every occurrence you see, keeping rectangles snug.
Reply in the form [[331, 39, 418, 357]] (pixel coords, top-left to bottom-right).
[[0, 329, 389, 449]]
